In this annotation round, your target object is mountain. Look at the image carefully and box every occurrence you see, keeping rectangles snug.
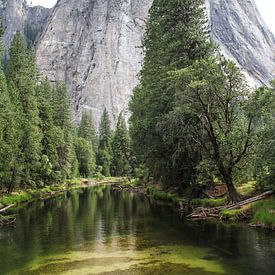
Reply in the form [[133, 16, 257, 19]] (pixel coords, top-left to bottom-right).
[[1, 0, 274, 126], [206, 0, 274, 86], [0, 0, 51, 57], [36, 0, 152, 125]]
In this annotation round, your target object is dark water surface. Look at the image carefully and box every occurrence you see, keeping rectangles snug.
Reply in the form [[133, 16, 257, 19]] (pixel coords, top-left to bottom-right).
[[0, 185, 274, 274]]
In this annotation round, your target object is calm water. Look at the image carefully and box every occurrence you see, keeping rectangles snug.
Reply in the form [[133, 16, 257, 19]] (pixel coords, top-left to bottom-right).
[[0, 185, 274, 274]]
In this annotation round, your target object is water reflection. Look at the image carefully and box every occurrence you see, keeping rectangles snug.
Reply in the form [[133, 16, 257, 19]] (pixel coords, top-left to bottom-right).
[[0, 185, 274, 274]]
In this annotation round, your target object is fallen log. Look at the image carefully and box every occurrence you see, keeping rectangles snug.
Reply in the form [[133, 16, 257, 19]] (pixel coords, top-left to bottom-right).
[[224, 191, 273, 210], [0, 204, 15, 213]]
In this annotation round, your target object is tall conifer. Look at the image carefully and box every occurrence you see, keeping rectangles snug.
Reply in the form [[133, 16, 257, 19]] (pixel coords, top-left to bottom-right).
[[111, 113, 132, 177], [7, 31, 42, 187], [52, 81, 76, 180], [130, 0, 214, 188], [97, 108, 112, 176]]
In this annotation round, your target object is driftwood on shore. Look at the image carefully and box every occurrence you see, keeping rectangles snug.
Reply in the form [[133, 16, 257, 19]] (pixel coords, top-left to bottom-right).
[[111, 184, 147, 194], [0, 204, 16, 227], [224, 191, 273, 210], [186, 191, 273, 220], [0, 204, 15, 213]]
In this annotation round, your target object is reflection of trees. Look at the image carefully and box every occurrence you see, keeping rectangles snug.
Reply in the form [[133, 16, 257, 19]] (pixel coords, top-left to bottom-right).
[[1, 186, 275, 274], [0, 185, 150, 272]]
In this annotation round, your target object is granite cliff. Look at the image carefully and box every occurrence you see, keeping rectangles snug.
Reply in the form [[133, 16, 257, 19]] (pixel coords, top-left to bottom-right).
[[0, 0, 51, 57], [36, 0, 274, 125], [206, 0, 274, 86], [1, 0, 274, 126]]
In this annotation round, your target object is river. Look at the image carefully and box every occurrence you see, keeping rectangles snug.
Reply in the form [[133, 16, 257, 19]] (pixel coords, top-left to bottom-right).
[[0, 185, 274, 274]]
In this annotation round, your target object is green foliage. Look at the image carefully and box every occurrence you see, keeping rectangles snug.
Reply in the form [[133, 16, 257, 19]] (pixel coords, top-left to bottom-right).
[[130, 0, 215, 190], [0, 191, 33, 206], [75, 137, 95, 178], [111, 113, 132, 177], [52, 81, 76, 180], [97, 109, 113, 176], [165, 57, 256, 202], [133, 165, 149, 185], [6, 31, 42, 189], [36, 78, 60, 184], [191, 197, 227, 207], [252, 198, 275, 228], [253, 81, 275, 190], [24, 21, 41, 46], [220, 209, 242, 222], [78, 110, 98, 150], [147, 186, 181, 205], [237, 181, 257, 196]]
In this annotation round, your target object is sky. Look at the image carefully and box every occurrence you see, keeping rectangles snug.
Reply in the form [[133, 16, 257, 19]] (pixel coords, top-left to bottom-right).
[[254, 0, 275, 34], [27, 0, 275, 35]]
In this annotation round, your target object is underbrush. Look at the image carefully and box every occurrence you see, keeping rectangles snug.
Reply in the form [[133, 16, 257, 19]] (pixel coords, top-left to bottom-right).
[[191, 197, 227, 207], [147, 186, 181, 205], [251, 198, 275, 229], [220, 209, 242, 222], [237, 181, 257, 196], [0, 192, 34, 206]]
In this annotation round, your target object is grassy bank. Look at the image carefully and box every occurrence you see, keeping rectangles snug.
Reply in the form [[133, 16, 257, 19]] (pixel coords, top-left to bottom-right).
[[145, 182, 274, 230], [147, 186, 182, 205], [0, 177, 125, 210], [0, 180, 83, 209]]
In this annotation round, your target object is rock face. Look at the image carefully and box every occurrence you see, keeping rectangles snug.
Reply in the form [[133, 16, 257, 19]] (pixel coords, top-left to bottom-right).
[[36, 0, 153, 125], [0, 0, 51, 57], [3, 0, 275, 126], [36, 0, 275, 126], [206, 0, 275, 87]]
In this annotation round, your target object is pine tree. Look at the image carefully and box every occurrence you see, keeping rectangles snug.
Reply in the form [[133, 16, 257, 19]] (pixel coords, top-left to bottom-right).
[[130, 0, 214, 188], [7, 31, 42, 188], [97, 108, 113, 177], [0, 64, 19, 190], [78, 110, 98, 150], [36, 78, 59, 184], [0, 22, 22, 192], [52, 81, 76, 180], [76, 110, 97, 178], [75, 137, 95, 178], [111, 113, 132, 177]]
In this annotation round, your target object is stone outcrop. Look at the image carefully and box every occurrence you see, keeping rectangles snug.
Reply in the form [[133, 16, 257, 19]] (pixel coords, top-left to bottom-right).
[[36, 0, 153, 125], [1, 0, 274, 126], [206, 0, 274, 87], [0, 0, 51, 57], [36, 0, 274, 126]]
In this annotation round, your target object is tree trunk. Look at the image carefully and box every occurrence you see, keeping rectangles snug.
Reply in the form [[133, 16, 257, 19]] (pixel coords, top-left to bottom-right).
[[223, 173, 241, 204]]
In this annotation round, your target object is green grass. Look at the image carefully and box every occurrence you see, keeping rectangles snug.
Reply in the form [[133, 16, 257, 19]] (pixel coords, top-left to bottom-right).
[[251, 198, 275, 228], [237, 181, 257, 196], [147, 187, 181, 205], [191, 197, 227, 207], [0, 191, 34, 206], [0, 179, 89, 207], [220, 209, 242, 222]]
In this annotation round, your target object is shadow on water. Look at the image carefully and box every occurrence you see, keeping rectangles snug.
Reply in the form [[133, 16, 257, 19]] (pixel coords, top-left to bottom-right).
[[0, 185, 274, 274]]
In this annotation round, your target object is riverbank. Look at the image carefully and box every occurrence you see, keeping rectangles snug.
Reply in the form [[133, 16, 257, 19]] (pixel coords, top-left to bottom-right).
[[0, 177, 127, 226], [1, 178, 274, 231], [145, 182, 274, 230]]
